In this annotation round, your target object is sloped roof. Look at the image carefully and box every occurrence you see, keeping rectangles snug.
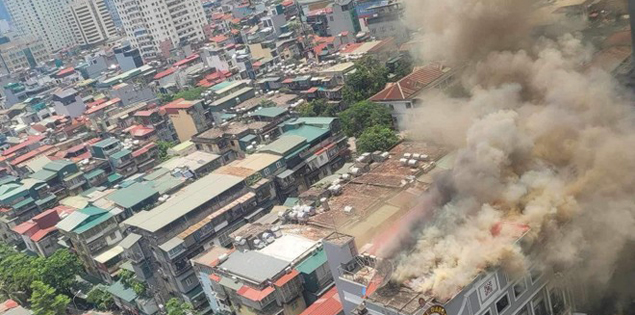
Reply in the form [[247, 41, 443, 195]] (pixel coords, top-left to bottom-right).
[[369, 65, 447, 101]]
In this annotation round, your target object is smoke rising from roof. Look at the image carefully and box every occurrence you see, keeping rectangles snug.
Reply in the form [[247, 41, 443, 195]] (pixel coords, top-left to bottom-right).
[[385, 0, 635, 305]]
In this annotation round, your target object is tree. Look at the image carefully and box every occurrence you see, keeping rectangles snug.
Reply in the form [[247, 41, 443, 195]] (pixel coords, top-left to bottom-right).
[[338, 100, 393, 138], [166, 298, 195, 315], [157, 141, 176, 162], [86, 286, 114, 311], [0, 246, 42, 303], [342, 56, 389, 104], [296, 99, 337, 117], [40, 249, 83, 295], [356, 125, 400, 153], [259, 99, 277, 108], [392, 56, 414, 81], [173, 87, 206, 101], [118, 270, 147, 297], [30, 281, 70, 315]]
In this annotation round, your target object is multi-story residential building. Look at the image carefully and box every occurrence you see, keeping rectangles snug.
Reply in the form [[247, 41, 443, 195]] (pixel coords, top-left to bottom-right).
[[305, 0, 360, 37], [191, 120, 279, 164], [369, 64, 454, 130], [11, 205, 76, 257], [5, 0, 76, 52], [114, 43, 144, 72], [133, 107, 179, 142], [0, 37, 48, 74], [198, 222, 333, 315], [0, 177, 57, 245], [113, 0, 207, 60], [30, 159, 88, 198], [121, 166, 279, 309], [260, 117, 349, 197], [364, 1, 408, 41], [163, 98, 210, 142], [56, 206, 124, 282], [53, 88, 86, 118], [68, 0, 118, 47]]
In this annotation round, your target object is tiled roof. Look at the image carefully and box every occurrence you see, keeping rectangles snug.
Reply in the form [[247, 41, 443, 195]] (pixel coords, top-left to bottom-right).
[[236, 285, 275, 301], [369, 65, 447, 101], [153, 67, 176, 80], [299, 287, 342, 315]]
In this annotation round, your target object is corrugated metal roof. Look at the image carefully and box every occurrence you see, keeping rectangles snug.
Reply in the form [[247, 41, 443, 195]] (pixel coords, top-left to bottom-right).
[[219, 251, 288, 284], [123, 173, 244, 232], [119, 233, 142, 249], [107, 182, 157, 209], [107, 281, 137, 303], [283, 125, 329, 144], [295, 248, 327, 274], [259, 135, 306, 156]]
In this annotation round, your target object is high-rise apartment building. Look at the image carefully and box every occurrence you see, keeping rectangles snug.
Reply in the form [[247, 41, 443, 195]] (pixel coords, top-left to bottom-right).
[[5, 0, 76, 52], [68, 0, 118, 46], [113, 0, 207, 60]]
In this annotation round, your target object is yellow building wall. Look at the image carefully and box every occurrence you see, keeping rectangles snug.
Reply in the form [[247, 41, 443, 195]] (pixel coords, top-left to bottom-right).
[[169, 111, 198, 142]]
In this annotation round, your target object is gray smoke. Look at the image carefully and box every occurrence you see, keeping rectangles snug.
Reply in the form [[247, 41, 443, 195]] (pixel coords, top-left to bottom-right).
[[385, 0, 635, 305]]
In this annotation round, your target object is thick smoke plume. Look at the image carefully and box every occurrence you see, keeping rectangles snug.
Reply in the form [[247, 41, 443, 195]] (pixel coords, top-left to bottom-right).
[[384, 0, 635, 306]]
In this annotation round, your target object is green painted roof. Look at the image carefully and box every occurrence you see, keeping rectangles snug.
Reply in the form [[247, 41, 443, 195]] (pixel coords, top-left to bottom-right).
[[295, 248, 327, 274], [110, 149, 131, 160], [30, 169, 57, 181], [209, 81, 233, 91], [143, 168, 170, 181], [72, 206, 113, 234], [239, 134, 257, 143], [107, 173, 123, 184], [285, 117, 336, 127], [84, 169, 105, 180], [250, 107, 287, 118], [283, 125, 329, 144], [0, 183, 24, 200], [13, 197, 35, 210], [0, 176, 18, 186], [107, 281, 137, 303], [92, 138, 119, 149], [283, 197, 299, 207], [34, 194, 56, 206], [107, 183, 158, 209], [260, 135, 306, 156], [43, 160, 74, 172]]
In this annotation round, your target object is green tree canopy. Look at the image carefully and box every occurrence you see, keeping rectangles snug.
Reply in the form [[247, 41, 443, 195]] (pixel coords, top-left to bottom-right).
[[118, 270, 147, 297], [161, 86, 207, 103], [86, 286, 114, 311], [0, 247, 82, 305], [166, 298, 195, 315], [342, 56, 389, 104], [338, 100, 393, 137], [30, 281, 70, 315], [356, 125, 400, 153], [296, 99, 338, 117], [40, 249, 83, 295], [157, 141, 176, 162]]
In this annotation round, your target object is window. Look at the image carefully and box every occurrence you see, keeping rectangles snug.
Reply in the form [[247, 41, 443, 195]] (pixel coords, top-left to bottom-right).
[[276, 161, 283, 168], [533, 299, 548, 315], [185, 277, 194, 286], [263, 168, 271, 176], [530, 269, 542, 283], [496, 294, 510, 314], [550, 290, 565, 315], [513, 280, 527, 299], [406, 102, 412, 108]]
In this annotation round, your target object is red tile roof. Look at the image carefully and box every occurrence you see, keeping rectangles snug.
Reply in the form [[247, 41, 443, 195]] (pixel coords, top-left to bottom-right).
[[299, 287, 342, 315], [274, 269, 299, 287], [282, 0, 294, 6], [84, 98, 121, 115], [153, 67, 176, 80], [56, 67, 75, 77], [2, 135, 45, 156], [173, 54, 200, 67], [308, 7, 332, 16], [369, 65, 446, 102], [163, 98, 197, 111], [237, 285, 275, 301], [210, 35, 228, 43], [129, 125, 155, 138], [12, 208, 64, 242], [10, 145, 56, 166], [134, 109, 156, 117], [132, 143, 157, 157]]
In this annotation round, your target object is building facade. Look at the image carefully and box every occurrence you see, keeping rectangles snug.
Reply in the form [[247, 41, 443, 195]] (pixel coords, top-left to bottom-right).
[[68, 0, 118, 46], [0, 37, 48, 74], [5, 0, 76, 52], [113, 0, 207, 60]]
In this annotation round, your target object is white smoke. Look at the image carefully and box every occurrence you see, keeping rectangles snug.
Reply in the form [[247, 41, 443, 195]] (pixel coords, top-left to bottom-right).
[[386, 0, 635, 305]]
